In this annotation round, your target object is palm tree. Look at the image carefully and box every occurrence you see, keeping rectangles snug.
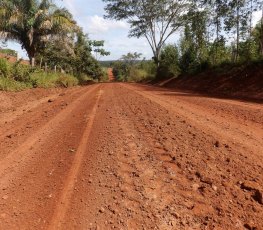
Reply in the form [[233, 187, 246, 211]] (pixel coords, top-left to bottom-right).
[[0, 0, 76, 67]]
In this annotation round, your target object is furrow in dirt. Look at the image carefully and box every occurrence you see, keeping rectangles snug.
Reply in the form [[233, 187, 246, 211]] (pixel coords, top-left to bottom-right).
[[122, 84, 263, 158], [0, 83, 262, 230], [49, 88, 102, 229], [0, 84, 101, 229]]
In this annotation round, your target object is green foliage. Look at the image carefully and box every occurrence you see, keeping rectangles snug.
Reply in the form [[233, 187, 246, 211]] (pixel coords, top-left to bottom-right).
[[56, 75, 79, 88], [36, 30, 104, 80], [112, 61, 129, 81], [90, 40, 110, 60], [0, 58, 10, 77], [0, 78, 31, 91], [0, 58, 79, 91], [112, 54, 156, 82], [30, 72, 78, 88], [104, 0, 190, 65], [158, 44, 180, 78], [128, 68, 149, 82], [0, 48, 16, 56], [99, 68, 110, 82], [12, 63, 31, 82], [0, 0, 77, 66]]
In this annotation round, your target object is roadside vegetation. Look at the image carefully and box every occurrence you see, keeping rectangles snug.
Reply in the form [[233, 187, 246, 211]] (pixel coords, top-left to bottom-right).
[[0, 0, 109, 91], [0, 57, 79, 91], [105, 0, 263, 81]]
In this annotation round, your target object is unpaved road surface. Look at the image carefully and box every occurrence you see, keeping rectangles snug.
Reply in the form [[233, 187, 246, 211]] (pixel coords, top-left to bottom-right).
[[0, 83, 262, 230]]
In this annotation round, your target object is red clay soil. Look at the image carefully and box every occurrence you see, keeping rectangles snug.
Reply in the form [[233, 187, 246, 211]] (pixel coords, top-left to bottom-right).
[[163, 63, 263, 102], [0, 53, 30, 65], [108, 68, 115, 81], [0, 83, 262, 229]]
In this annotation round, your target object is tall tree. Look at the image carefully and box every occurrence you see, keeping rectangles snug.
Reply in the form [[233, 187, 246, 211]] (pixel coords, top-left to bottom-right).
[[89, 40, 110, 60], [103, 0, 190, 69], [224, 0, 249, 62], [201, 0, 228, 64], [0, 0, 76, 66]]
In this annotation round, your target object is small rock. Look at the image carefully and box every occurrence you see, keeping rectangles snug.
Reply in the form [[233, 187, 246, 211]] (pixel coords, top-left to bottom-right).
[[253, 190, 263, 205], [48, 99, 54, 103], [192, 183, 200, 191], [99, 207, 105, 213], [244, 223, 256, 230], [212, 185, 218, 191], [2, 195, 8, 200], [214, 141, 220, 148]]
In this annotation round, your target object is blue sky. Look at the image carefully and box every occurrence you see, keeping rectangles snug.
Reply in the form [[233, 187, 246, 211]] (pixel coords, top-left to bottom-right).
[[2, 0, 262, 61]]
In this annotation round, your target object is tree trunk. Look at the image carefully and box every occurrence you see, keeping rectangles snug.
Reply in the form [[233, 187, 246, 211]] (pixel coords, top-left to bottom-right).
[[235, 4, 240, 62], [45, 62, 48, 72], [154, 49, 162, 79], [40, 57, 43, 69], [261, 9, 263, 55], [30, 57, 35, 67]]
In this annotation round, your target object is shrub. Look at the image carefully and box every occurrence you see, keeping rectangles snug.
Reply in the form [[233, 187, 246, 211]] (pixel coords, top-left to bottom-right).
[[0, 77, 31, 91], [30, 72, 57, 88], [0, 58, 10, 78], [56, 75, 79, 87], [12, 62, 31, 82], [128, 68, 149, 82]]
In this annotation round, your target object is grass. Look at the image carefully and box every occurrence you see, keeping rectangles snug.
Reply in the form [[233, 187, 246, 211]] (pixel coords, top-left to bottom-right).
[[0, 77, 31, 91], [30, 72, 79, 88], [0, 58, 80, 91]]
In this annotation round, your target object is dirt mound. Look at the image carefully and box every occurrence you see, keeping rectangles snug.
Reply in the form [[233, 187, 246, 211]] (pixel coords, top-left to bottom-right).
[[163, 62, 263, 101]]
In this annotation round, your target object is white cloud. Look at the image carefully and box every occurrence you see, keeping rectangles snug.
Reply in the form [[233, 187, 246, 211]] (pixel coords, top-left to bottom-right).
[[83, 15, 128, 34]]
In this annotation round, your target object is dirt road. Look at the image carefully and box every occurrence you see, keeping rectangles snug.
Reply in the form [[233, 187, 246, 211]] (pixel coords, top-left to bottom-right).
[[0, 83, 262, 229]]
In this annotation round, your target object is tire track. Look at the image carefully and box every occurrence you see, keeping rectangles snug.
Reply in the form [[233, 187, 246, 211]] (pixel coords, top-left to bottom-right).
[[48, 88, 103, 229], [122, 83, 263, 156], [0, 87, 88, 141], [0, 85, 100, 187]]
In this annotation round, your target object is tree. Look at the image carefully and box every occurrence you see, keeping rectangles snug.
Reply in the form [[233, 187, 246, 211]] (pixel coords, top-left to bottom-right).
[[74, 32, 102, 79], [89, 40, 110, 60], [159, 44, 180, 78], [224, 0, 250, 62], [0, 0, 76, 66], [121, 52, 142, 65], [103, 0, 190, 69]]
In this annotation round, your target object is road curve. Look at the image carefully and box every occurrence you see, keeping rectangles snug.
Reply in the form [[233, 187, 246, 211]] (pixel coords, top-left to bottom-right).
[[0, 83, 262, 229]]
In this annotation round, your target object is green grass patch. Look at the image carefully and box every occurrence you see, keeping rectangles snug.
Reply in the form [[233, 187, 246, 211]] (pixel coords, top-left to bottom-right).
[[30, 72, 79, 88], [0, 77, 32, 91]]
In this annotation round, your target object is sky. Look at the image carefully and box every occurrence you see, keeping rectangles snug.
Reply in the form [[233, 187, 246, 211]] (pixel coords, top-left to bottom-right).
[[2, 0, 262, 61]]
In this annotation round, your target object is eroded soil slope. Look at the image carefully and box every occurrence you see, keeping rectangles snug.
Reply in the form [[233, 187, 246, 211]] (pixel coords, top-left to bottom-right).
[[162, 63, 263, 101], [0, 83, 262, 229]]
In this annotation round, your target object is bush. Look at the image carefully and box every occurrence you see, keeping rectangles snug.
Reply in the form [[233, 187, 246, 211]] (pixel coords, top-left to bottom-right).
[[0, 58, 11, 78], [30, 72, 78, 88], [0, 77, 31, 91], [128, 68, 149, 82], [56, 75, 79, 87], [158, 44, 180, 79], [30, 72, 58, 88], [12, 62, 31, 82]]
